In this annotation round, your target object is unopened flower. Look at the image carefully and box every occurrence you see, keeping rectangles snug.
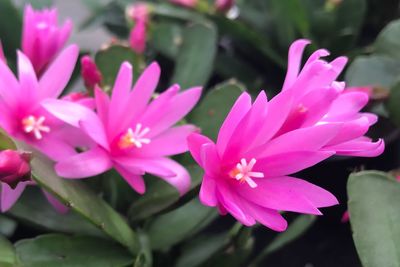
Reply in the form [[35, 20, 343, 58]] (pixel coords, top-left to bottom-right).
[[215, 0, 234, 12], [22, 5, 72, 74], [0, 45, 92, 161], [80, 55, 102, 92], [127, 3, 149, 54], [170, 0, 198, 8], [0, 150, 31, 187], [43, 62, 202, 195]]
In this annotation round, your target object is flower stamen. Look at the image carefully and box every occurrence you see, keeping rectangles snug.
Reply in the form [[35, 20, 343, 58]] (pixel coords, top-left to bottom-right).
[[119, 123, 151, 149], [22, 115, 50, 140], [229, 158, 264, 188]]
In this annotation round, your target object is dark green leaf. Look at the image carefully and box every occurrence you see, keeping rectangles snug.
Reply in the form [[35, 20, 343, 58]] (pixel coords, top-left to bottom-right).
[[17, 0, 53, 8], [147, 198, 217, 251], [150, 22, 183, 59], [386, 82, 400, 126], [188, 81, 245, 140], [348, 171, 400, 267], [0, 0, 22, 57], [16, 143, 140, 254], [16, 234, 134, 267], [345, 55, 400, 88], [0, 215, 17, 237], [375, 19, 400, 59], [0, 235, 16, 267], [95, 45, 141, 89], [9, 187, 103, 237], [171, 22, 217, 89]]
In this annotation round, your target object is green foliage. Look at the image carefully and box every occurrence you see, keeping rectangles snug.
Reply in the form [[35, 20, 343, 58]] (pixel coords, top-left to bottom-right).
[[0, 235, 16, 267], [348, 171, 400, 267], [0, 0, 22, 58], [15, 234, 133, 267]]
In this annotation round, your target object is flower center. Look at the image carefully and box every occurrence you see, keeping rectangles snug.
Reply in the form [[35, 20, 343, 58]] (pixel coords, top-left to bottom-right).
[[229, 158, 264, 188], [118, 123, 151, 149], [22, 115, 50, 140]]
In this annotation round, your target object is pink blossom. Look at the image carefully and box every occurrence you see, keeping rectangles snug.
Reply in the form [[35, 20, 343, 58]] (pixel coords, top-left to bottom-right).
[[22, 5, 72, 74], [43, 62, 202, 195], [170, 0, 198, 8], [215, 0, 234, 11], [0, 45, 91, 161], [127, 3, 149, 24], [187, 91, 340, 231], [278, 39, 383, 157], [80, 55, 102, 91], [0, 41, 6, 63]]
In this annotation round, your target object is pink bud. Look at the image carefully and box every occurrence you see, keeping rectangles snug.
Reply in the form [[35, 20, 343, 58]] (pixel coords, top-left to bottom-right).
[[0, 41, 6, 63], [0, 150, 31, 188], [215, 0, 234, 11], [129, 20, 147, 54], [80, 55, 102, 91], [127, 3, 149, 24], [170, 0, 198, 8], [341, 210, 350, 223], [22, 5, 73, 74]]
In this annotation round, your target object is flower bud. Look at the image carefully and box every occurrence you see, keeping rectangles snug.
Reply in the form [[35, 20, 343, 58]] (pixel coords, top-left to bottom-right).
[[0, 150, 31, 188], [215, 0, 234, 12], [170, 0, 198, 8], [80, 55, 102, 91]]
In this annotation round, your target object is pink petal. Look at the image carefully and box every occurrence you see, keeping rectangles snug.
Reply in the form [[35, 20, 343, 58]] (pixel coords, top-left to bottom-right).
[[187, 133, 214, 166], [17, 51, 39, 105], [327, 138, 385, 157], [256, 151, 335, 177], [114, 164, 146, 194], [55, 146, 112, 178], [0, 58, 20, 109], [201, 143, 221, 177], [79, 118, 109, 151], [94, 86, 110, 124], [327, 91, 369, 119], [137, 125, 198, 157], [38, 45, 79, 99], [217, 92, 252, 155], [327, 117, 370, 146], [282, 39, 310, 91], [1, 182, 28, 212], [32, 135, 78, 162], [241, 199, 288, 231], [42, 189, 68, 214], [108, 62, 133, 134], [199, 175, 218, 206]]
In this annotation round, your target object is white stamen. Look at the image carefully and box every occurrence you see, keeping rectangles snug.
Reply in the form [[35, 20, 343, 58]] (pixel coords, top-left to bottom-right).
[[22, 115, 50, 140], [120, 123, 151, 149], [230, 158, 264, 188]]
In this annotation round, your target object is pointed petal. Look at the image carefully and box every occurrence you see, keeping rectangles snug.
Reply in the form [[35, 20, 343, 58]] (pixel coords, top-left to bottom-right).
[[17, 51, 39, 105], [55, 146, 112, 178], [114, 164, 146, 194], [201, 143, 221, 177], [187, 133, 214, 166], [199, 175, 218, 206], [79, 118, 109, 150], [282, 39, 310, 91], [94, 85, 110, 124], [38, 45, 79, 99], [1, 182, 28, 212]]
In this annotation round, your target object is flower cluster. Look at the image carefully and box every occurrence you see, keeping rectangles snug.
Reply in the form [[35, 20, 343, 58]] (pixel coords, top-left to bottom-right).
[[0, 5, 383, 232]]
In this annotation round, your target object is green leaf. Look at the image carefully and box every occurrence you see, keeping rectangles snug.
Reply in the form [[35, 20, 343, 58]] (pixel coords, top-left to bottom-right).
[[0, 131, 16, 150], [128, 165, 203, 222], [0, 215, 17, 237], [16, 143, 140, 254], [9, 187, 103, 237], [147, 198, 218, 251], [133, 230, 152, 267], [95, 45, 141, 89], [386, 82, 400, 126], [151, 3, 206, 23], [15, 234, 134, 267], [375, 19, 400, 59], [188, 81, 245, 140], [175, 233, 229, 267], [171, 22, 217, 89], [345, 55, 400, 88], [348, 171, 400, 267], [249, 215, 316, 267], [150, 22, 183, 59], [0, 0, 21, 60], [17, 0, 53, 8], [0, 235, 16, 267]]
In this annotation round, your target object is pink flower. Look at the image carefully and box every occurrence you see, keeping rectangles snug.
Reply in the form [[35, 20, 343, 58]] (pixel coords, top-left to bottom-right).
[[215, 0, 234, 11], [0, 45, 90, 161], [0, 149, 66, 213], [80, 55, 102, 91], [0, 41, 6, 63], [278, 39, 383, 157], [170, 0, 198, 8], [22, 5, 72, 74], [43, 62, 202, 195], [187, 91, 340, 231]]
